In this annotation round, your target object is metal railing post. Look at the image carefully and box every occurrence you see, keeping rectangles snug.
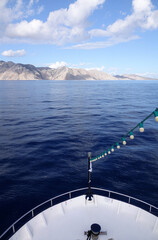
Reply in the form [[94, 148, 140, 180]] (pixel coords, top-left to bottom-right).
[[69, 192, 71, 199], [108, 191, 111, 198], [12, 225, 15, 234], [149, 205, 152, 213], [32, 210, 34, 218]]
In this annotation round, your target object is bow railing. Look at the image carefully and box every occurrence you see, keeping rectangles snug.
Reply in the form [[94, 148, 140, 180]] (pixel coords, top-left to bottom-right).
[[0, 187, 158, 240]]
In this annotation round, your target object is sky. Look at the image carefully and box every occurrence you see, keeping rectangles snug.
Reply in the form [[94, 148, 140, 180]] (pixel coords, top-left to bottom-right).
[[0, 0, 158, 77]]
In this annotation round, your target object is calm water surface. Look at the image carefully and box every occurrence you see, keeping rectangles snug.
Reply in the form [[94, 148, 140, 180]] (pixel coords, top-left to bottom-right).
[[0, 80, 158, 233]]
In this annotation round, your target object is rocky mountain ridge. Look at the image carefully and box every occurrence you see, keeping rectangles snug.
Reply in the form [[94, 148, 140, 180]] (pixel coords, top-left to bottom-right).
[[0, 61, 156, 80]]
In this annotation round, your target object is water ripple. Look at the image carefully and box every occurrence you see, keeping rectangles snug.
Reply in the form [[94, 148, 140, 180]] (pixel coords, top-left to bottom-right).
[[0, 80, 158, 233]]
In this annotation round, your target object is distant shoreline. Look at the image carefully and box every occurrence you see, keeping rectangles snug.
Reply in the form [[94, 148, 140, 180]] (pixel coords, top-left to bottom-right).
[[1, 79, 158, 81], [0, 61, 157, 81]]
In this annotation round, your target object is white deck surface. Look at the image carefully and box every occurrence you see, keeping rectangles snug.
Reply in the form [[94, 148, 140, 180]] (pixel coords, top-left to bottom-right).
[[10, 194, 158, 240]]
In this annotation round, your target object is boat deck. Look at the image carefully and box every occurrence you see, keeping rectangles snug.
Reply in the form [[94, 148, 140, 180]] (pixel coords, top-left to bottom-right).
[[10, 194, 158, 240]]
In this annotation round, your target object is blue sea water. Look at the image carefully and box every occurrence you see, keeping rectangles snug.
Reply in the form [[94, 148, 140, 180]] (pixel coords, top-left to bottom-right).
[[0, 80, 158, 234]]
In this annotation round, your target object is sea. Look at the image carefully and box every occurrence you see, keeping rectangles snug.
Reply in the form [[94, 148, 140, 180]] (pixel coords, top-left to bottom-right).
[[0, 80, 158, 234]]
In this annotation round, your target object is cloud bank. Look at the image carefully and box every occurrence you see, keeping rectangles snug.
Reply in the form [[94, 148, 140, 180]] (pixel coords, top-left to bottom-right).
[[1, 0, 105, 45], [77, 0, 158, 48], [0, 0, 158, 48]]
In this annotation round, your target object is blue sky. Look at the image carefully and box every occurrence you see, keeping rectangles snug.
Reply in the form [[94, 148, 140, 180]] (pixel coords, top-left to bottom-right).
[[0, 0, 158, 77]]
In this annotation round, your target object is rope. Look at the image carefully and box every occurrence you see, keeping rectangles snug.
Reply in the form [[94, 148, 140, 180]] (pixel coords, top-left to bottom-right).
[[90, 108, 158, 162], [86, 230, 92, 240]]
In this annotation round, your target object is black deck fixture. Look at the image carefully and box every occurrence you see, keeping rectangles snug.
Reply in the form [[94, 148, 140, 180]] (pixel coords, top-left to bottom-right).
[[86, 152, 93, 201]]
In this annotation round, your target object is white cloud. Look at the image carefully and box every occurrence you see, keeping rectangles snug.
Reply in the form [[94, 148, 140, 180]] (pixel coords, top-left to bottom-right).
[[68, 41, 112, 49], [1, 49, 26, 57], [70, 62, 92, 68], [37, 5, 44, 14], [107, 67, 119, 75], [49, 61, 68, 68], [132, 0, 153, 13], [86, 66, 105, 71], [0, 0, 45, 37], [1, 0, 105, 44], [68, 35, 139, 49], [28, 0, 34, 8], [48, 61, 106, 71], [120, 11, 126, 16], [0, 1, 12, 28], [0, 0, 158, 48], [27, 0, 44, 15], [87, 0, 158, 48], [135, 72, 158, 78]]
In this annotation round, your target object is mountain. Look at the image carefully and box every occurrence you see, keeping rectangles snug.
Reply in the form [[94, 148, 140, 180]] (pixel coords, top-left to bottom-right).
[[0, 61, 116, 80], [114, 74, 156, 80], [0, 61, 156, 80], [38, 66, 117, 80], [0, 61, 43, 80]]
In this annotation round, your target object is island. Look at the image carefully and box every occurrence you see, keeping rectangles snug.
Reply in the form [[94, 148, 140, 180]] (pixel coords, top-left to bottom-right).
[[0, 61, 156, 80]]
